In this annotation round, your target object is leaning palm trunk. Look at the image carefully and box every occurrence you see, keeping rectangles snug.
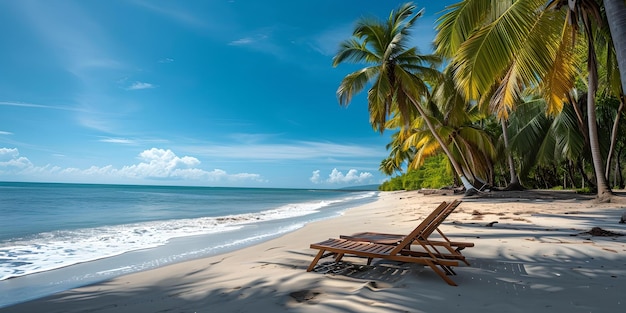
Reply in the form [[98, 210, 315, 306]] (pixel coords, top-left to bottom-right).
[[587, 69, 611, 197], [407, 97, 478, 193], [603, 0, 626, 186], [603, 0, 626, 94], [605, 96, 624, 179], [584, 21, 612, 198]]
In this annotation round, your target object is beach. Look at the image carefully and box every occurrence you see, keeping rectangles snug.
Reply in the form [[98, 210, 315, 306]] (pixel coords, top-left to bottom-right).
[[2, 190, 625, 313]]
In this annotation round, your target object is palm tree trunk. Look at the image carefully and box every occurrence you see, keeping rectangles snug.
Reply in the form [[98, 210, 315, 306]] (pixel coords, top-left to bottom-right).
[[577, 158, 595, 189], [566, 160, 577, 188], [408, 97, 478, 193], [605, 96, 624, 178], [615, 148, 624, 189], [501, 118, 523, 190], [587, 86, 612, 197], [449, 136, 479, 183], [585, 21, 612, 199], [603, 0, 626, 95], [569, 94, 589, 144]]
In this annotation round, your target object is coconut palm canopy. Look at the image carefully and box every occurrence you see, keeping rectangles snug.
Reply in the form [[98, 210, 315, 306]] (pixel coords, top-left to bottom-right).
[[339, 1, 626, 198]]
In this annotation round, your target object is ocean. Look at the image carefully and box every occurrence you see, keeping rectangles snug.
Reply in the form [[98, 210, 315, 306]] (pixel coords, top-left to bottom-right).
[[0, 182, 377, 308]]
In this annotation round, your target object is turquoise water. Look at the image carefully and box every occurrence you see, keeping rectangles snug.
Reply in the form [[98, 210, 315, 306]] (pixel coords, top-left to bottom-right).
[[0, 182, 377, 307]]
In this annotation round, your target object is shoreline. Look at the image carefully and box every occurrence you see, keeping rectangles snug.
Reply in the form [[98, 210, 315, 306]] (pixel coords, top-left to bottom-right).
[[0, 192, 377, 308], [2, 190, 626, 312]]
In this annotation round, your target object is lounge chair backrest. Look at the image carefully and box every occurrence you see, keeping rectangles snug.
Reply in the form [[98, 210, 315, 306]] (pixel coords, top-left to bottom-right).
[[418, 200, 462, 240], [390, 201, 449, 255]]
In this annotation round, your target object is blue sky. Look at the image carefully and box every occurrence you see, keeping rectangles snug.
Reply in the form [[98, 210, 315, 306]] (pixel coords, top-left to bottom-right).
[[0, 0, 455, 188]]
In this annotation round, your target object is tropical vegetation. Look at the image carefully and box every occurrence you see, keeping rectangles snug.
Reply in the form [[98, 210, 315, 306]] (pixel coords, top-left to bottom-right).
[[333, 1, 626, 200]]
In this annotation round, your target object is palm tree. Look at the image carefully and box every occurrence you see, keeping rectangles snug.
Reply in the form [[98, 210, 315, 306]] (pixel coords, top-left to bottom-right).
[[434, 0, 570, 190], [333, 2, 479, 192], [379, 131, 413, 176], [548, 0, 611, 198], [434, 0, 613, 199], [603, 0, 626, 95], [508, 95, 586, 185], [379, 69, 497, 188], [595, 34, 624, 182]]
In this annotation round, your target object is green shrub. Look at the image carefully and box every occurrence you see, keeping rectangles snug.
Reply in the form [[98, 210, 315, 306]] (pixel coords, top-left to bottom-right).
[[378, 155, 454, 191]]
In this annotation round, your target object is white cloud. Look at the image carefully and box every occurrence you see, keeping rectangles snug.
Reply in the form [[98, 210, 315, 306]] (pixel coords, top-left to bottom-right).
[[0, 148, 19, 160], [158, 58, 174, 63], [229, 32, 272, 46], [229, 37, 254, 45], [122, 148, 201, 178], [127, 81, 155, 90], [0, 147, 265, 184], [186, 141, 384, 161], [310, 168, 373, 185], [99, 137, 136, 144], [227, 30, 286, 58], [0, 101, 50, 108], [310, 170, 321, 184], [0, 101, 82, 112], [0, 131, 13, 135], [0, 148, 33, 169]]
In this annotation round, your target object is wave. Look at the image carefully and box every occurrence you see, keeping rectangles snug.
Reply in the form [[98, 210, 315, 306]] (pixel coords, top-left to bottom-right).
[[0, 192, 376, 281]]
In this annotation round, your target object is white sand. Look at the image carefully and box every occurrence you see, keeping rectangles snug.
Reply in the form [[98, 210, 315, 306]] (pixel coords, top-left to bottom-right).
[[2, 190, 625, 313]]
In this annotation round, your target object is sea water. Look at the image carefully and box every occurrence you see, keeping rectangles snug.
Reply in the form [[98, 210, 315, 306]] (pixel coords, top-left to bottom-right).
[[0, 182, 377, 308]]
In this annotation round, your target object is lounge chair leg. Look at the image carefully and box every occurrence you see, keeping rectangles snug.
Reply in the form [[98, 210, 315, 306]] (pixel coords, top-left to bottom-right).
[[426, 261, 457, 286], [442, 265, 457, 276], [307, 250, 325, 272], [334, 253, 344, 262], [367, 257, 373, 265], [440, 265, 452, 276]]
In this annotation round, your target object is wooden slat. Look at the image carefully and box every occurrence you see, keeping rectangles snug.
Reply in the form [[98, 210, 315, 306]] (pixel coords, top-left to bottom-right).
[[310, 239, 457, 266], [307, 200, 467, 286]]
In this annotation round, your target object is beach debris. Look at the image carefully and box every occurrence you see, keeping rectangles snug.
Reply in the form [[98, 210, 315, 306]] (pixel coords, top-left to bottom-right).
[[486, 221, 498, 227], [289, 290, 320, 303], [471, 210, 484, 220], [579, 227, 623, 237], [619, 212, 626, 224]]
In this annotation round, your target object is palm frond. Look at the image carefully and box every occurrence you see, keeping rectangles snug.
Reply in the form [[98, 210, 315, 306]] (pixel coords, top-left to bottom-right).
[[367, 73, 394, 131], [490, 59, 522, 119], [552, 103, 585, 159], [332, 38, 376, 66], [337, 67, 378, 105], [435, 0, 492, 57], [453, 0, 547, 100], [539, 15, 580, 115], [353, 21, 387, 61]]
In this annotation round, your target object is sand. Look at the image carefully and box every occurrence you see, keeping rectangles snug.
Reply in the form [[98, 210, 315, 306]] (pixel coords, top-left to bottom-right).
[[2, 190, 625, 313]]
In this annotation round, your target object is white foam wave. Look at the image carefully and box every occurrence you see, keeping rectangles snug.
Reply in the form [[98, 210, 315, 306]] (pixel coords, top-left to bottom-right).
[[0, 195, 364, 281]]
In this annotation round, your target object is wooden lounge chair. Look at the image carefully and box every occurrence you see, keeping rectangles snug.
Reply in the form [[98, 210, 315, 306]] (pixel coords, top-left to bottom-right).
[[307, 201, 465, 286], [307, 237, 460, 286], [340, 200, 473, 265]]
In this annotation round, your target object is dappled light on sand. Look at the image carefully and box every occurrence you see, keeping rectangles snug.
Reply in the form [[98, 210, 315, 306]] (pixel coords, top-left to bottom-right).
[[3, 190, 625, 313]]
